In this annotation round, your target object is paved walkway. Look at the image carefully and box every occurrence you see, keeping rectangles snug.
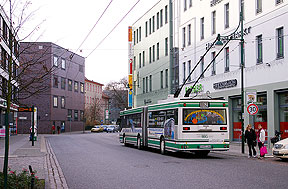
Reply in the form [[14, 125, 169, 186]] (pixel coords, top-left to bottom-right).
[[0, 133, 274, 188]]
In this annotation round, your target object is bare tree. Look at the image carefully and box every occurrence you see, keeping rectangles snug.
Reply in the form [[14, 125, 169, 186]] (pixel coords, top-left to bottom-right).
[[85, 97, 103, 126], [1, 1, 58, 186]]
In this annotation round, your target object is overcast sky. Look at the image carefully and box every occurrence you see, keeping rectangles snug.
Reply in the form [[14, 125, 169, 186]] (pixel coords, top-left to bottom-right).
[[2, 0, 160, 85]]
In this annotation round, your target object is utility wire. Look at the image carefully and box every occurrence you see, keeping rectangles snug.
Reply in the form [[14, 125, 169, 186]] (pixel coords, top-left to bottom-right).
[[75, 0, 114, 54], [86, 0, 141, 58]]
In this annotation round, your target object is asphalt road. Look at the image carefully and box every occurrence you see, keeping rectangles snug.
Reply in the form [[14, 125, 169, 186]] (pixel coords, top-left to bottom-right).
[[47, 133, 288, 189]]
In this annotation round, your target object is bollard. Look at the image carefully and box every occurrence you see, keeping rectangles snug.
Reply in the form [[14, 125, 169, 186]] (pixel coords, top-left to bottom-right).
[[29, 165, 35, 189]]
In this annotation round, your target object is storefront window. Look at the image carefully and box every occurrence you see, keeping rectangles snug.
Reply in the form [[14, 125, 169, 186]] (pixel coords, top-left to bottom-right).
[[279, 92, 288, 139], [231, 97, 242, 141], [254, 93, 267, 137]]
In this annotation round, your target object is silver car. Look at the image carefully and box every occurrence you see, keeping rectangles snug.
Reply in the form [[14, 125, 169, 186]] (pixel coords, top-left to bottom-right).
[[272, 138, 288, 160]]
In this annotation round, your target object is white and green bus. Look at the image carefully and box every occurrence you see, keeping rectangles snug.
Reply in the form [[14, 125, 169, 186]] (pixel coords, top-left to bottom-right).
[[119, 98, 229, 156]]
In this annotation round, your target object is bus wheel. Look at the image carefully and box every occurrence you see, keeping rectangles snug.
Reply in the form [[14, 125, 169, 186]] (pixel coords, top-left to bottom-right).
[[123, 136, 128, 146], [137, 136, 141, 150], [195, 150, 210, 157], [160, 138, 166, 155]]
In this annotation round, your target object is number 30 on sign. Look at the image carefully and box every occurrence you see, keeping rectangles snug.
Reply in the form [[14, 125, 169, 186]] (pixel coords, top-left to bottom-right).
[[247, 104, 259, 115]]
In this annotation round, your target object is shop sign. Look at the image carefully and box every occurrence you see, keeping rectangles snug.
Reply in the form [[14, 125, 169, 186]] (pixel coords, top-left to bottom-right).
[[206, 27, 251, 50], [210, 0, 223, 7], [185, 84, 204, 94], [144, 99, 152, 104], [213, 79, 237, 90], [246, 91, 257, 104]]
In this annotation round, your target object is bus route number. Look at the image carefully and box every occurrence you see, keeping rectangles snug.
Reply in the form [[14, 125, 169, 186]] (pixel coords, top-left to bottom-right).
[[247, 104, 259, 115]]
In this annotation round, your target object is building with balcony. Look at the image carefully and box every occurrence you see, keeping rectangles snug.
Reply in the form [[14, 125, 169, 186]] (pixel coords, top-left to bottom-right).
[[178, 0, 288, 140], [19, 42, 85, 133]]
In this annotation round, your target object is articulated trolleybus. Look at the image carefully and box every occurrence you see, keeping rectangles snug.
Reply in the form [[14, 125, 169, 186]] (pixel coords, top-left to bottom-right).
[[119, 97, 229, 156]]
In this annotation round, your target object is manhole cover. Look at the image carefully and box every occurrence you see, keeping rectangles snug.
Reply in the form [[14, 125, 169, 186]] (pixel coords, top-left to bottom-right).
[[133, 164, 150, 168]]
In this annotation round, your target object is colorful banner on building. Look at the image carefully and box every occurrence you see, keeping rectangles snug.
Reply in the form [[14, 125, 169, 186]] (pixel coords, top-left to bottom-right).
[[128, 26, 133, 107]]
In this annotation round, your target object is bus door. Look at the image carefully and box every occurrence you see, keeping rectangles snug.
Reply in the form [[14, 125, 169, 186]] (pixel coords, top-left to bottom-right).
[[142, 107, 148, 147]]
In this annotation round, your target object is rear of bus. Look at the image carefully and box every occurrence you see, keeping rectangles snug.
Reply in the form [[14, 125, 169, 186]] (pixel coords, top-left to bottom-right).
[[178, 101, 229, 153]]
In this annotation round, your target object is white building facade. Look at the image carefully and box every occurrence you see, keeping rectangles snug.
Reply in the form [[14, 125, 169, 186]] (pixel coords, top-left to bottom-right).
[[178, 0, 288, 141]]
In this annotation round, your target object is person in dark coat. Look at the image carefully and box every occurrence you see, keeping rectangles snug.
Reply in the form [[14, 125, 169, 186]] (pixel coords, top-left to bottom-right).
[[244, 124, 257, 158]]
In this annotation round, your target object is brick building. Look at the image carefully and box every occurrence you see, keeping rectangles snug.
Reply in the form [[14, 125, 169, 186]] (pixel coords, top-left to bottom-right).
[[19, 42, 85, 133]]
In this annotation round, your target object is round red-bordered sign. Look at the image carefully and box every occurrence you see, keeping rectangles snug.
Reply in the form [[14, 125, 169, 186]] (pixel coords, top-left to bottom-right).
[[247, 104, 259, 115]]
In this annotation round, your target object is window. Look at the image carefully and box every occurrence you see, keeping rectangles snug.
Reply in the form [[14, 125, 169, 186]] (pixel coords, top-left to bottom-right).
[[53, 76, 58, 88], [182, 27, 186, 48], [68, 79, 72, 91], [74, 110, 78, 121], [68, 109, 72, 120], [224, 47, 229, 72], [139, 27, 141, 42], [256, 35, 263, 63], [80, 111, 84, 121], [188, 60, 191, 81], [74, 81, 78, 92], [277, 27, 284, 59], [80, 82, 84, 93], [224, 3, 229, 29], [143, 51, 145, 67], [136, 29, 138, 43], [149, 75, 152, 92], [145, 21, 148, 37], [200, 58, 204, 78], [61, 58, 66, 69], [160, 71, 164, 89], [183, 109, 227, 125], [146, 77, 148, 93], [157, 43, 160, 60], [149, 47, 152, 63], [256, 0, 262, 14], [189, 0, 192, 7], [160, 9, 163, 27], [165, 5, 168, 24], [61, 77, 66, 90], [149, 109, 178, 128], [53, 96, 58, 108], [134, 56, 136, 70], [165, 69, 168, 88], [211, 11, 216, 35], [143, 78, 145, 93], [183, 62, 186, 82], [188, 24, 191, 46], [184, 0, 187, 11], [152, 45, 155, 62], [152, 16, 155, 32], [200, 17, 204, 40], [211, 52, 216, 75], [139, 53, 141, 68], [157, 12, 160, 29], [165, 37, 168, 56], [149, 18, 152, 34], [61, 96, 65, 108], [79, 65, 84, 73], [134, 31, 136, 45], [53, 56, 58, 67]]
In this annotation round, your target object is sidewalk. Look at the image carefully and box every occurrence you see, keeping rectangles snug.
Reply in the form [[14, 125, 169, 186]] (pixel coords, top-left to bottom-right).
[[212, 142, 274, 158], [0, 134, 68, 188]]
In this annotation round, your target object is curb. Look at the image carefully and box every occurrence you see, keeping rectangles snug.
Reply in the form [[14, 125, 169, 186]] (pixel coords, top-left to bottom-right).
[[46, 139, 69, 189]]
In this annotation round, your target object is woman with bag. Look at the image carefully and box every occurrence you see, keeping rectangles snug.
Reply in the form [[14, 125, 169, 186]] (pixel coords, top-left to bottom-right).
[[245, 124, 257, 158], [257, 124, 267, 159]]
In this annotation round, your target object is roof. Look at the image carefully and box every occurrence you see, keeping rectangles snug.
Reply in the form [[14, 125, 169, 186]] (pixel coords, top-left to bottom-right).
[[85, 78, 104, 86]]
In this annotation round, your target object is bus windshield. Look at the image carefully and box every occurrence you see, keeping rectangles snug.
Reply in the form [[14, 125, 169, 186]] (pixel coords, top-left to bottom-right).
[[183, 109, 227, 125]]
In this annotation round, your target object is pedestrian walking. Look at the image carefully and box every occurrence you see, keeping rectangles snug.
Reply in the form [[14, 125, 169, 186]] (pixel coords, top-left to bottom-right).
[[244, 124, 257, 158], [57, 125, 61, 134], [257, 124, 266, 159], [52, 125, 55, 134]]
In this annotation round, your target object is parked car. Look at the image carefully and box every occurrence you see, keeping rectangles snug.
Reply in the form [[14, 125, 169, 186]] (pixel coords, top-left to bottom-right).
[[91, 126, 102, 132], [102, 125, 108, 132], [106, 125, 116, 133], [272, 138, 288, 160]]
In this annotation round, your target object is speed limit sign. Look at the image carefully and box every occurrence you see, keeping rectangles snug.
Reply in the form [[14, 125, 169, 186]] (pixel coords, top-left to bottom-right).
[[247, 104, 259, 115]]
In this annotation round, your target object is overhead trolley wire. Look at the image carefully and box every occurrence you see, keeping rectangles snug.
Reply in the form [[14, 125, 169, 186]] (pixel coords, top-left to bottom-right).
[[86, 0, 141, 58]]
